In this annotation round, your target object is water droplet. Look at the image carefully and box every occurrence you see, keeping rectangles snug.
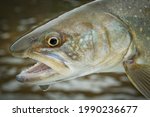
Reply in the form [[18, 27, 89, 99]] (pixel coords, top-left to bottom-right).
[[39, 85, 50, 91]]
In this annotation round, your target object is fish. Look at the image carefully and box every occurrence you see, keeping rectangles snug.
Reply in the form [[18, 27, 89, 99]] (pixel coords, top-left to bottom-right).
[[10, 0, 150, 98]]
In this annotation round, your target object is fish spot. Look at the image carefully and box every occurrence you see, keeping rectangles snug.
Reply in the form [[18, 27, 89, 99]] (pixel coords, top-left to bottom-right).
[[143, 22, 147, 26], [140, 27, 143, 32], [68, 53, 73, 56], [79, 39, 84, 43], [147, 37, 150, 40], [134, 15, 137, 18], [71, 43, 75, 48], [83, 45, 88, 49], [144, 5, 148, 8], [69, 53, 79, 60], [119, 8, 123, 11], [69, 47, 74, 51], [75, 46, 79, 51], [139, 9, 142, 13], [66, 51, 79, 60], [128, 6, 132, 9], [72, 55, 77, 60]]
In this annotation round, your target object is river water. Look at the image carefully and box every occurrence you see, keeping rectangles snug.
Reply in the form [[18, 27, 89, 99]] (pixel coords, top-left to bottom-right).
[[0, 0, 145, 100]]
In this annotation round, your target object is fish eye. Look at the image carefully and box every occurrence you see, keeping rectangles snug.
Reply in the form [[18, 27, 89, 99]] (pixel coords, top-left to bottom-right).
[[47, 37, 60, 47]]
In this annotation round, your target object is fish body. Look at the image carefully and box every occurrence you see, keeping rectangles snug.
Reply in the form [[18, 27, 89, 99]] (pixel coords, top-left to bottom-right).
[[10, 0, 150, 98]]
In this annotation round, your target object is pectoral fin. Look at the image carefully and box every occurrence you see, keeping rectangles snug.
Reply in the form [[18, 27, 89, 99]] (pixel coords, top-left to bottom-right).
[[123, 61, 150, 99]]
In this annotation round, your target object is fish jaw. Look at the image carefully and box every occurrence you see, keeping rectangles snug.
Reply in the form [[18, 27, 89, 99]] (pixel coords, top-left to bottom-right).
[[15, 50, 75, 85], [16, 62, 56, 83]]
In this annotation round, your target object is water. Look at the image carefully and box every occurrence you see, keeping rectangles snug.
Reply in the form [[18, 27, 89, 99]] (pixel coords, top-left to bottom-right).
[[0, 0, 145, 100]]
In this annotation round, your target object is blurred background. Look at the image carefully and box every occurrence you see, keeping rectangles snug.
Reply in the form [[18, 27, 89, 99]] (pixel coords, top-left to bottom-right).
[[0, 0, 145, 99]]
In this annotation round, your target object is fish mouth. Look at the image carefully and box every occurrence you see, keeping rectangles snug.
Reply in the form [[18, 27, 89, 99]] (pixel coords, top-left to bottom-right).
[[17, 62, 55, 83], [16, 51, 70, 84]]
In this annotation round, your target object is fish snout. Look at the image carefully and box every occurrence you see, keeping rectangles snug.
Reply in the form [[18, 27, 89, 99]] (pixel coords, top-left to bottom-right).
[[10, 34, 38, 57]]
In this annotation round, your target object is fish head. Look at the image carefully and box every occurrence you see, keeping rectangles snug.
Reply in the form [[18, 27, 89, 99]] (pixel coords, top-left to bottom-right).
[[10, 6, 131, 85], [10, 11, 104, 85]]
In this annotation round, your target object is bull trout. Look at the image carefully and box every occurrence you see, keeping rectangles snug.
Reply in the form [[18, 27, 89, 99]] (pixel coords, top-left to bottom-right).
[[10, 0, 150, 98]]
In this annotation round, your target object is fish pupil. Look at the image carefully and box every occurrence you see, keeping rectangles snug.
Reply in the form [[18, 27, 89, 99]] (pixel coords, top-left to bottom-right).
[[49, 38, 58, 46]]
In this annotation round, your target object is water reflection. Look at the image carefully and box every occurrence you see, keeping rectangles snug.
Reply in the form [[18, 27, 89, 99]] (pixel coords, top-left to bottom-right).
[[0, 0, 144, 99]]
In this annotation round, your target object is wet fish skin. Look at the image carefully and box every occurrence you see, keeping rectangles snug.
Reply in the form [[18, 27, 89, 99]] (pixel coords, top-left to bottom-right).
[[10, 0, 150, 98]]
